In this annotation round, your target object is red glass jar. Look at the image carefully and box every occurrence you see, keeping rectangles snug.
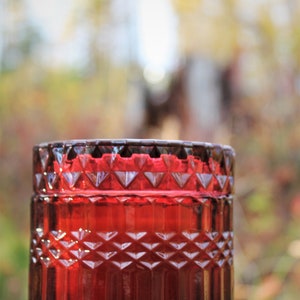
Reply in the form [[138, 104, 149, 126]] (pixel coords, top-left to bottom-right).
[[29, 139, 235, 300]]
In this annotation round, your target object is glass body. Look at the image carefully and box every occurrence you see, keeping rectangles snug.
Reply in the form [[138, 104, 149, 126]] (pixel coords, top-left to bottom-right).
[[29, 139, 235, 300]]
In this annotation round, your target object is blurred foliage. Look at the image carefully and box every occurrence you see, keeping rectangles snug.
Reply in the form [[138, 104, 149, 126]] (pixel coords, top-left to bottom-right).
[[0, 214, 28, 300], [1, 0, 300, 299]]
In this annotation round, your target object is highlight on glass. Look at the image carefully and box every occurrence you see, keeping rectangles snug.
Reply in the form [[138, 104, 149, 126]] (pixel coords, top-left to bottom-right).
[[29, 139, 235, 300]]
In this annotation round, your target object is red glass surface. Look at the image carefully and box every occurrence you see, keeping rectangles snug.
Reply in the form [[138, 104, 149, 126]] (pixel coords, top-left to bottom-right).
[[29, 140, 235, 300]]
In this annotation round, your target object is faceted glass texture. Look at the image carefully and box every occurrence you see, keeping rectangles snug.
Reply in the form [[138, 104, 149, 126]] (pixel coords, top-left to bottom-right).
[[29, 139, 235, 300], [33, 139, 234, 194]]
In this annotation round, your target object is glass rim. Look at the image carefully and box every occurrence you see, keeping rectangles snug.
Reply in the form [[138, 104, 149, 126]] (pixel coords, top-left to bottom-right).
[[34, 138, 235, 153]]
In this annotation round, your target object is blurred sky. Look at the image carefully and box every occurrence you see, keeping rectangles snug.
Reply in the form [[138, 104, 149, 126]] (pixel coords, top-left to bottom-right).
[[26, 0, 81, 66], [25, 0, 178, 75]]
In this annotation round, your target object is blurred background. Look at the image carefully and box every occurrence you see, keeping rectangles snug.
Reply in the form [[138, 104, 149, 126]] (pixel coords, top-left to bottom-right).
[[1, 0, 300, 299]]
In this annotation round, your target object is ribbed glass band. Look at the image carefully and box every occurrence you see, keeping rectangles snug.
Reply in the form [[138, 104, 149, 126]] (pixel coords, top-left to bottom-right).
[[33, 139, 235, 195]]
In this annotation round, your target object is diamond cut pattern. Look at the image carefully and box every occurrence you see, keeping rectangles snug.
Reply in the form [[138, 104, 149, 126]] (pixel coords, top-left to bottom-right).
[[31, 140, 234, 297], [171, 172, 191, 188], [114, 171, 138, 188], [52, 147, 64, 166], [196, 173, 213, 189], [86, 172, 109, 187], [31, 228, 233, 270], [33, 140, 234, 194], [63, 172, 81, 188], [144, 172, 165, 187], [39, 148, 49, 171]]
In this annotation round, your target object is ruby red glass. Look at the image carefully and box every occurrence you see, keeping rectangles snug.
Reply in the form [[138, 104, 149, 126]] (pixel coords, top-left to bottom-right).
[[29, 139, 235, 300]]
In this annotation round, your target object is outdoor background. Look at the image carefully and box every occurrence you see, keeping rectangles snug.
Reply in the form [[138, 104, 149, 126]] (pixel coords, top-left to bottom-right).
[[1, 0, 300, 299]]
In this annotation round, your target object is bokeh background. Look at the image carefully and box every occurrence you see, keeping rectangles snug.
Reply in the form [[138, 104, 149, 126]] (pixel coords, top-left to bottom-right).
[[1, 0, 300, 299]]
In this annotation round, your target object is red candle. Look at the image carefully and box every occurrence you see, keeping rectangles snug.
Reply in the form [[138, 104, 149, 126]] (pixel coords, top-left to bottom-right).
[[29, 139, 235, 300]]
